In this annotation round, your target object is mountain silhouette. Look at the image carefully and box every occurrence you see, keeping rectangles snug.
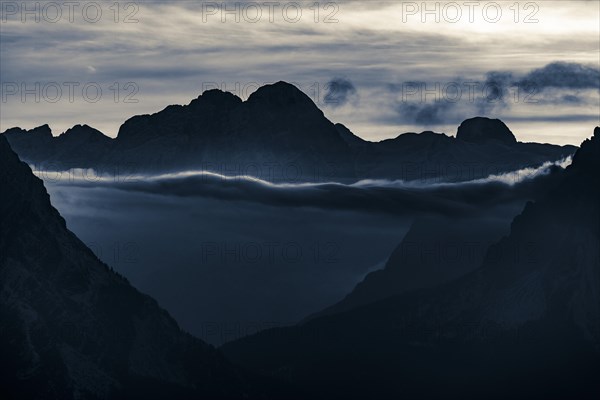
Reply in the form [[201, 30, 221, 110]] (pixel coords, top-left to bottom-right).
[[2, 124, 54, 163], [307, 214, 515, 320], [456, 117, 517, 145], [221, 127, 600, 399], [98, 81, 353, 180], [0, 135, 297, 399], [2, 82, 575, 183]]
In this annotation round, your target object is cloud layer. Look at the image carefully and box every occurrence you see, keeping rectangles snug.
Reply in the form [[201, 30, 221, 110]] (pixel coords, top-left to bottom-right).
[[44, 157, 570, 218]]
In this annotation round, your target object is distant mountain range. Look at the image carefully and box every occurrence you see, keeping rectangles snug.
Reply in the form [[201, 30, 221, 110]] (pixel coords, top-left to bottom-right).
[[2, 82, 576, 183], [0, 135, 297, 399], [221, 127, 600, 399]]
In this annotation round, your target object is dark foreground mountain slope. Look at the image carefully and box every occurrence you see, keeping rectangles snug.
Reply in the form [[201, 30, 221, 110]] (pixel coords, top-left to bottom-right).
[[2, 84, 575, 182], [222, 127, 600, 399], [0, 136, 295, 399]]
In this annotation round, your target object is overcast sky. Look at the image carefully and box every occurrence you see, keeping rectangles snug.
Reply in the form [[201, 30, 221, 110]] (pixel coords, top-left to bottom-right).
[[1, 0, 598, 145]]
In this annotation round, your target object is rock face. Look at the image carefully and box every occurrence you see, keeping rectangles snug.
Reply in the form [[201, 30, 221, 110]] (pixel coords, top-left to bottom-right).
[[222, 127, 600, 399], [456, 117, 517, 145], [0, 135, 290, 399]]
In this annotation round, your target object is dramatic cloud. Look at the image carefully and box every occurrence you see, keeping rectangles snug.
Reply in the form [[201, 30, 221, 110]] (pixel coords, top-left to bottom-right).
[[516, 62, 600, 91], [388, 61, 600, 134], [44, 158, 570, 219], [324, 78, 357, 108], [397, 101, 455, 125], [477, 62, 600, 108], [477, 71, 515, 114]]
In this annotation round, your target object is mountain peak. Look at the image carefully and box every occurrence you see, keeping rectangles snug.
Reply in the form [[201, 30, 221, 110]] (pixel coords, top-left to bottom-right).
[[60, 124, 107, 138], [2, 124, 53, 139], [29, 124, 52, 138], [190, 88, 243, 109], [570, 126, 600, 173], [247, 81, 317, 109], [456, 117, 517, 146], [67, 123, 92, 130]]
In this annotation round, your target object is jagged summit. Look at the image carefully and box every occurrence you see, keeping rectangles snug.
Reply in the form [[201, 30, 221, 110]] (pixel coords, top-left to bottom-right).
[[456, 116, 517, 145], [58, 124, 111, 141], [3, 124, 53, 139], [570, 126, 600, 172], [190, 88, 243, 109]]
